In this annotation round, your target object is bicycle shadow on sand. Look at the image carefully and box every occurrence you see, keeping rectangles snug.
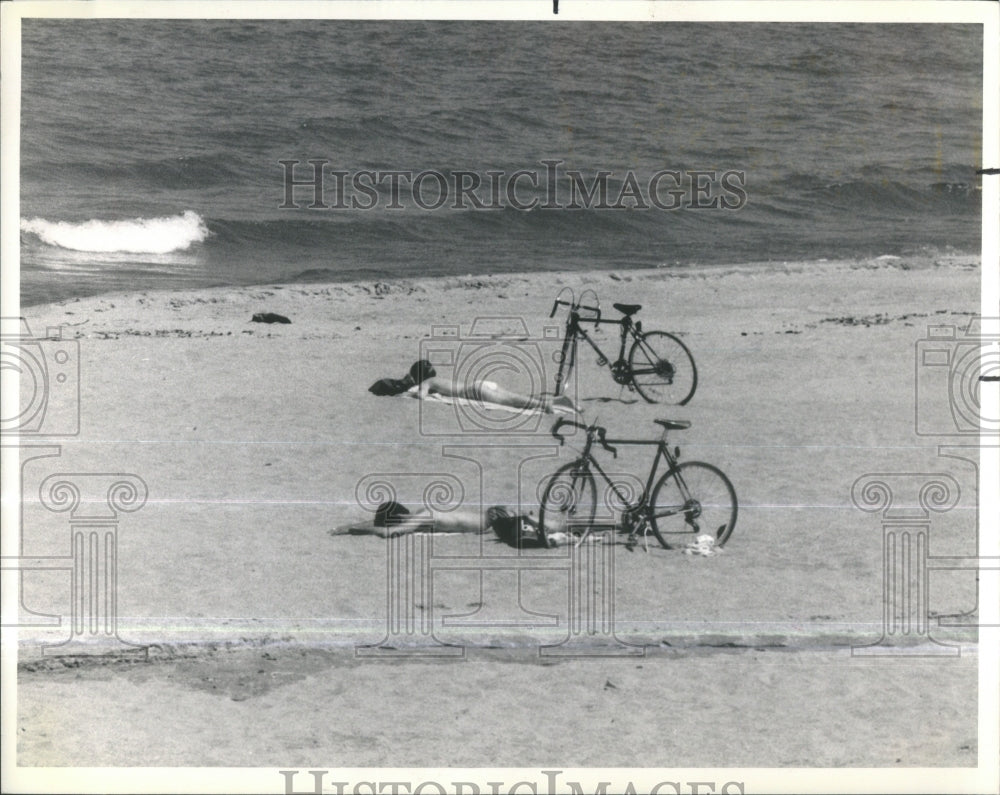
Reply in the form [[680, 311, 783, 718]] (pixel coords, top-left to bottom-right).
[[579, 395, 644, 406]]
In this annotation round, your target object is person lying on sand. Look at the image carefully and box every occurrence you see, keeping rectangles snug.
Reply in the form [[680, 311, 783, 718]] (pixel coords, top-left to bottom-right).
[[369, 360, 579, 414], [332, 500, 572, 548]]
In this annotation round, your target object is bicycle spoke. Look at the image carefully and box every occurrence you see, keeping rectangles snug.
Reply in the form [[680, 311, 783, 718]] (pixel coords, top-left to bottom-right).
[[627, 331, 697, 405], [649, 462, 737, 549], [538, 462, 597, 547]]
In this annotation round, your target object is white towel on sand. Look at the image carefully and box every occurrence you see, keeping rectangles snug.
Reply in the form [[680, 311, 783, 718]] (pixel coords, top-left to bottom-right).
[[683, 534, 723, 557], [405, 390, 576, 416]]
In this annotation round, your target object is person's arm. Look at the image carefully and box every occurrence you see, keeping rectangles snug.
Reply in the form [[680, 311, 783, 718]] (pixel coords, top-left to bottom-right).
[[373, 509, 483, 536], [374, 513, 435, 537], [404, 381, 431, 399]]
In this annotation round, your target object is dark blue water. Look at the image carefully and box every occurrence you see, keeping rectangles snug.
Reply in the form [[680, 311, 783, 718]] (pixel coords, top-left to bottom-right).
[[19, 20, 983, 306]]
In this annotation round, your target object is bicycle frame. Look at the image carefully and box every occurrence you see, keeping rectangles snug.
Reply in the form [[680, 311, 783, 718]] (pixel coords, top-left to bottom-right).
[[549, 289, 699, 407], [553, 308, 642, 396], [571, 430, 693, 543], [588, 435, 664, 501], [543, 416, 737, 551]]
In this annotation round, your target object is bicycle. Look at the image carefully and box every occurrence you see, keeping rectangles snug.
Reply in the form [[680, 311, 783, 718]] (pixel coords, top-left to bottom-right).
[[537, 417, 737, 552], [549, 288, 697, 405]]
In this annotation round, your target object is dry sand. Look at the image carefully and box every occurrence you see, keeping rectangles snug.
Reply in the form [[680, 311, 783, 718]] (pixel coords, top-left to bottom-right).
[[10, 255, 985, 771]]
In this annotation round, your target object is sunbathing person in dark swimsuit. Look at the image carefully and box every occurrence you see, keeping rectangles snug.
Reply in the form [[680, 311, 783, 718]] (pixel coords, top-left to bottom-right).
[[332, 500, 572, 548]]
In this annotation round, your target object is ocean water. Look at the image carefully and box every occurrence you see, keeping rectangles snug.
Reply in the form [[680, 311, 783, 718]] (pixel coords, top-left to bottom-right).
[[18, 20, 984, 306]]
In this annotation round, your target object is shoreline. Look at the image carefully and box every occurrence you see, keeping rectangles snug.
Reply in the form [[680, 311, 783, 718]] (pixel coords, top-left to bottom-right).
[[20, 250, 980, 310]]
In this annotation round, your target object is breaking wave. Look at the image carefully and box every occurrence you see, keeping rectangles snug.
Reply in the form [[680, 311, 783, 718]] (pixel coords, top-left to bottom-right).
[[20, 211, 209, 254]]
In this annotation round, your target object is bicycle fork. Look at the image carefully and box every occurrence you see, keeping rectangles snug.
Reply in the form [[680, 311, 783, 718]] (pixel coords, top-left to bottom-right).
[[553, 326, 576, 397]]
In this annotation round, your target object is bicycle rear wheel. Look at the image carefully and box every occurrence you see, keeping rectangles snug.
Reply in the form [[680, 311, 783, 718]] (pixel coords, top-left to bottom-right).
[[537, 461, 597, 547], [649, 461, 737, 549], [627, 330, 697, 405]]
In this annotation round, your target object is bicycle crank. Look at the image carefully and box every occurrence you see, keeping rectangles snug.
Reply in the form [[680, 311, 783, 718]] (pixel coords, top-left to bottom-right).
[[611, 360, 632, 385], [624, 514, 652, 553]]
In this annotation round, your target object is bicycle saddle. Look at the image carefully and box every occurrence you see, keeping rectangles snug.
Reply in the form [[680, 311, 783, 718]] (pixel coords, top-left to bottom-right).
[[654, 419, 691, 431], [613, 303, 642, 316]]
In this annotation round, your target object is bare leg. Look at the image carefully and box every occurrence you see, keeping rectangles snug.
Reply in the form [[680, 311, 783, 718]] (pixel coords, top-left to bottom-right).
[[476, 382, 579, 413], [475, 382, 546, 411]]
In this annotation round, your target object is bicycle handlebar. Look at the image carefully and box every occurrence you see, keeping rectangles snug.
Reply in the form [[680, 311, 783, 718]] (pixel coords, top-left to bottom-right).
[[550, 416, 570, 442], [596, 426, 617, 457], [549, 298, 601, 322], [549, 418, 617, 457]]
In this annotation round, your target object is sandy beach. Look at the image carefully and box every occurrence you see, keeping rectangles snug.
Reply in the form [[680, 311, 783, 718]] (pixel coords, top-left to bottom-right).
[[11, 255, 984, 770]]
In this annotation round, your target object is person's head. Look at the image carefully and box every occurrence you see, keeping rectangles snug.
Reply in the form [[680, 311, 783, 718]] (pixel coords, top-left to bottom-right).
[[409, 359, 436, 384], [374, 500, 411, 527]]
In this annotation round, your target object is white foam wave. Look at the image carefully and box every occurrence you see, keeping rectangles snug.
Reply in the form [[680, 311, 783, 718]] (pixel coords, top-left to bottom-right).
[[21, 211, 209, 254]]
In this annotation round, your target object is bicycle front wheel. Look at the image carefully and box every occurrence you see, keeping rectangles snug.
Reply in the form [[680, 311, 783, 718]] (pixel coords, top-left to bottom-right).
[[649, 462, 737, 549], [537, 461, 597, 548], [627, 331, 697, 405]]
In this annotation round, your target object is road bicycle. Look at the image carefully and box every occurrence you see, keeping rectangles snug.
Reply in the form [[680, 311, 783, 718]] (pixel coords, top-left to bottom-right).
[[537, 417, 737, 551], [549, 288, 697, 405]]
